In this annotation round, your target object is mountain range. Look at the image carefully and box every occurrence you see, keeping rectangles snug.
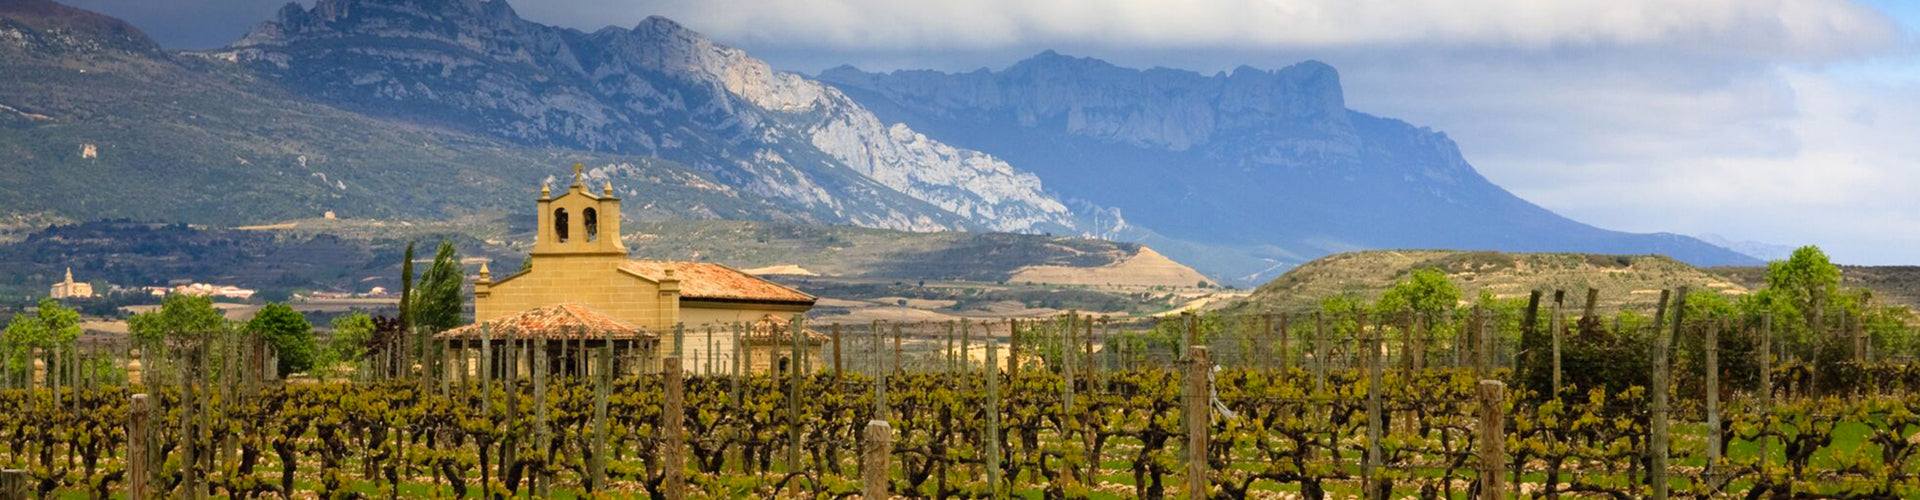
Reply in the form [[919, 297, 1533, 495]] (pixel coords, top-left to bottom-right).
[[817, 55, 1759, 282], [0, 0, 1759, 287]]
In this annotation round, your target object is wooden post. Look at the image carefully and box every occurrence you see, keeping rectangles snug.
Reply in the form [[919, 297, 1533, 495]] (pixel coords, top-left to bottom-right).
[[673, 322, 684, 362], [789, 315, 804, 473], [1262, 314, 1274, 372], [1365, 318, 1384, 500], [663, 356, 685, 500], [534, 331, 551, 497], [592, 326, 612, 491], [1063, 317, 1077, 412], [947, 321, 957, 373], [731, 322, 744, 407], [893, 323, 903, 374], [1476, 307, 1493, 378], [985, 339, 1003, 498], [1279, 313, 1291, 374], [863, 420, 892, 500], [1550, 290, 1564, 397], [960, 319, 972, 372], [1759, 314, 1772, 475], [1477, 380, 1506, 500], [1085, 317, 1098, 386], [1413, 312, 1427, 371], [1186, 346, 1211, 500], [833, 323, 844, 379], [875, 339, 889, 420], [1313, 312, 1327, 393], [1183, 312, 1198, 360], [0, 469, 28, 500], [1651, 287, 1685, 500], [1581, 288, 1598, 320], [1706, 316, 1722, 479], [128, 393, 152, 500], [501, 335, 519, 489], [1009, 320, 1021, 380]]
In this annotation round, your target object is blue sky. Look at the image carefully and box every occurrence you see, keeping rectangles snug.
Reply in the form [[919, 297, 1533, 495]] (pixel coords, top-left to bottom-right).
[[62, 0, 1920, 265]]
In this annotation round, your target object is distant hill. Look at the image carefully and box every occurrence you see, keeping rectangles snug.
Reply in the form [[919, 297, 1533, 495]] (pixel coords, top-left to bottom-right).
[[0, 218, 1208, 303], [616, 220, 1207, 286], [1223, 250, 1749, 315], [1710, 265, 1920, 312]]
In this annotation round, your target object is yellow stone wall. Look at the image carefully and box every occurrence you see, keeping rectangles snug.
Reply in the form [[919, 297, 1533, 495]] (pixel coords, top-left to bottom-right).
[[672, 303, 817, 374], [475, 253, 679, 329]]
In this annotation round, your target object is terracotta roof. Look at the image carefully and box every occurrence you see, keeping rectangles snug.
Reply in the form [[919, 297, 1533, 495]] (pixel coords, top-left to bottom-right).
[[739, 314, 831, 343], [437, 303, 656, 341], [620, 260, 815, 304]]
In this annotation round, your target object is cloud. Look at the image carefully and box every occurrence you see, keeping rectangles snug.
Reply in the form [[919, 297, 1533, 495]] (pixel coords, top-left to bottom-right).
[[1498, 71, 1920, 264], [515, 0, 1902, 61]]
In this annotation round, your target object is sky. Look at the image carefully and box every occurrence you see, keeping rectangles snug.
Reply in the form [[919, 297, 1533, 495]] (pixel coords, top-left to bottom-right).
[[61, 0, 1920, 265]]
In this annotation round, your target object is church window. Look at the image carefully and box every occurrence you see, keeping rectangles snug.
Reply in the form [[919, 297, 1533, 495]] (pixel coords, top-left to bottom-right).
[[584, 208, 599, 242], [554, 208, 569, 242]]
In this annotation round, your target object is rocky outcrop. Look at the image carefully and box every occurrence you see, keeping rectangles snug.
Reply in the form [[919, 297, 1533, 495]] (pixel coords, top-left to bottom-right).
[[215, 0, 1088, 234]]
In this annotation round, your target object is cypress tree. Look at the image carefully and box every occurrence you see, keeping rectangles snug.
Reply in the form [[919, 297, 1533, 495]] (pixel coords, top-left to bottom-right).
[[416, 240, 465, 334], [399, 241, 415, 333]]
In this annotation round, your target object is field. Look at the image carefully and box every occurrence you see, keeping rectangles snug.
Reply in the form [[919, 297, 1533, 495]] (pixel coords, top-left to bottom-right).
[[4, 310, 1919, 499]]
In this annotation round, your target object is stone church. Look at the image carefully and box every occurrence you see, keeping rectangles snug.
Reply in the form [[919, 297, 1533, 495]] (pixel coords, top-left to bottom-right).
[[466, 165, 823, 374]]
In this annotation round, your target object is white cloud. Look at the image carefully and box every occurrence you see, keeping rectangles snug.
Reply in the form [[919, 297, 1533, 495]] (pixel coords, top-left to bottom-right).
[[1496, 71, 1920, 264], [518, 0, 1901, 60]]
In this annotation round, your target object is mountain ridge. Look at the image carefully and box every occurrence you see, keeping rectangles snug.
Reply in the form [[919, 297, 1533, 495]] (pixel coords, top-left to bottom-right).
[[817, 52, 1760, 283], [210, 0, 1098, 235]]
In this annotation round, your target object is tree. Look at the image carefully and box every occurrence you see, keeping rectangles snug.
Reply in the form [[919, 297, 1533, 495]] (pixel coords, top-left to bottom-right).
[[398, 241, 415, 333], [1762, 245, 1841, 334], [4, 298, 82, 348], [3, 298, 82, 376], [248, 303, 317, 377], [328, 312, 376, 363], [414, 240, 465, 333], [127, 294, 227, 344], [1375, 268, 1459, 316]]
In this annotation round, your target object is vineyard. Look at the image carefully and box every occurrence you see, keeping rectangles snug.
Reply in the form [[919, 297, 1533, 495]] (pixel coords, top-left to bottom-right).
[[3, 288, 1920, 499]]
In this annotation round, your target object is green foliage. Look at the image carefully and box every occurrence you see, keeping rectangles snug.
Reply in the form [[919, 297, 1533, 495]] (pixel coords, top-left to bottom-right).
[[2, 297, 81, 349], [126, 294, 228, 343], [248, 303, 317, 377], [2, 298, 82, 376], [1761, 245, 1841, 334], [1318, 293, 1365, 340], [1375, 267, 1459, 316], [328, 312, 376, 363], [413, 240, 464, 333]]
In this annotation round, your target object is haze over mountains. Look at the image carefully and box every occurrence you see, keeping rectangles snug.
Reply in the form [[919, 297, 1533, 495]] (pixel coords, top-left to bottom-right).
[[0, 0, 1760, 286]]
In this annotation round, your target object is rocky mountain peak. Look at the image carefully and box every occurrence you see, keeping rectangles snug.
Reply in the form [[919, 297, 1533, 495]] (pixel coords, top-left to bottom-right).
[[210, 3, 1089, 236]]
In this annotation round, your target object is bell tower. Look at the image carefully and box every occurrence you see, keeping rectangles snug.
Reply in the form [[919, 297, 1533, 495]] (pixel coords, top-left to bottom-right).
[[534, 163, 627, 257]]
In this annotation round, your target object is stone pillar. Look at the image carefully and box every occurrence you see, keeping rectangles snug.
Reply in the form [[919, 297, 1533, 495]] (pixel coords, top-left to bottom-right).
[[127, 349, 144, 387]]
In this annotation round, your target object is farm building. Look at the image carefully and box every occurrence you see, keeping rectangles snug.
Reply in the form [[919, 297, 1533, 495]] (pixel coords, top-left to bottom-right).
[[457, 164, 822, 375]]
